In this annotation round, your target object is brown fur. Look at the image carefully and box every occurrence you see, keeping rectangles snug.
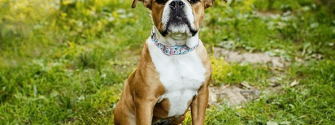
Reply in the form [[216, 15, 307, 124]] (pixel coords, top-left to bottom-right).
[[191, 1, 205, 29], [151, 2, 165, 31]]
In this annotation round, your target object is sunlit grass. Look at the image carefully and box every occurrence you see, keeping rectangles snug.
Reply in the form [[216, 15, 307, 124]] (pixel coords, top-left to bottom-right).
[[0, 0, 334, 124]]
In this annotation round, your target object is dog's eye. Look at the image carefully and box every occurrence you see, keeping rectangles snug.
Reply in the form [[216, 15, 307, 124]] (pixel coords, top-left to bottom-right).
[[188, 0, 199, 4], [156, 0, 168, 4]]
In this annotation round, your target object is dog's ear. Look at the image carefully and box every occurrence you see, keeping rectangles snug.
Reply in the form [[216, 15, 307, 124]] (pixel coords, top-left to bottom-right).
[[204, 0, 227, 9], [132, 0, 152, 9]]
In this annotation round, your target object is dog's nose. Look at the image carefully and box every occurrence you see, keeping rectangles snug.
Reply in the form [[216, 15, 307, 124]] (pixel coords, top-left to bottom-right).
[[169, 0, 184, 9]]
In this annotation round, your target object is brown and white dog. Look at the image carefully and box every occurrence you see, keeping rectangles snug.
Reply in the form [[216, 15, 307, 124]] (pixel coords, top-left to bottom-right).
[[114, 0, 222, 124]]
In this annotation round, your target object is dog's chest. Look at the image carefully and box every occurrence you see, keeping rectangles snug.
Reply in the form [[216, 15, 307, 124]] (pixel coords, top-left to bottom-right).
[[147, 41, 206, 117]]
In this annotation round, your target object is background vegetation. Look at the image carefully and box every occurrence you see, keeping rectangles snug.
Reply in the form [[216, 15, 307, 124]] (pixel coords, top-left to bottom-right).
[[0, 0, 334, 124]]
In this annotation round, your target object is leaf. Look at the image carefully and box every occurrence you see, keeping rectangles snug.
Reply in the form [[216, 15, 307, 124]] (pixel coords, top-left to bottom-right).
[[241, 81, 252, 89], [290, 80, 299, 87]]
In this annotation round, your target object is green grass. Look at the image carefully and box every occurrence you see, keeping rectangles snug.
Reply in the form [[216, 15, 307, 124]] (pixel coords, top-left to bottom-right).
[[211, 56, 273, 86], [0, 0, 334, 124]]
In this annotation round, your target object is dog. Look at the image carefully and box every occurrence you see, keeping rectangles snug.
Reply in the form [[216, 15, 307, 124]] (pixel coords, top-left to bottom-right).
[[114, 0, 222, 124]]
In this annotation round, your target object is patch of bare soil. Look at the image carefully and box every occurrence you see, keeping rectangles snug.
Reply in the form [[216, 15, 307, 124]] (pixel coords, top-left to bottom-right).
[[208, 84, 259, 106], [213, 47, 288, 68], [208, 83, 284, 106], [209, 47, 289, 106]]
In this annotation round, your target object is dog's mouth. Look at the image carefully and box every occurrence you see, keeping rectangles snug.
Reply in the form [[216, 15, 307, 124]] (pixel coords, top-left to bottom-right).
[[160, 9, 198, 38], [160, 18, 198, 38]]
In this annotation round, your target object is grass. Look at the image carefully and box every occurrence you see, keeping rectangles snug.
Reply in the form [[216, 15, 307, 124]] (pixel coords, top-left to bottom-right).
[[0, 0, 334, 124]]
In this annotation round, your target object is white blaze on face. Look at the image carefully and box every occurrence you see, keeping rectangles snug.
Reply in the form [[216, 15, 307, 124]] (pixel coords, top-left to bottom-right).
[[161, 0, 195, 35]]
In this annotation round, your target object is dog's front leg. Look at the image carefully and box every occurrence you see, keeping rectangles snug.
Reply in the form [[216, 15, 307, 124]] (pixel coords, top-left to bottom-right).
[[134, 92, 157, 125], [190, 84, 209, 125]]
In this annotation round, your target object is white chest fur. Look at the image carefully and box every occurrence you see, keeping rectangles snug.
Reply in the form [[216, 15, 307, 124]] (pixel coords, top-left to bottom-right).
[[147, 39, 206, 117]]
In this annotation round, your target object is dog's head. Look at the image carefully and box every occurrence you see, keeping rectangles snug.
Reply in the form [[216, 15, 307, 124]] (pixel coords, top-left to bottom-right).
[[132, 0, 221, 39]]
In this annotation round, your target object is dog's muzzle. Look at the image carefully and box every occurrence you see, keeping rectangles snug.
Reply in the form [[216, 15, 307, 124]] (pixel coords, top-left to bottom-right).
[[160, 0, 198, 37]]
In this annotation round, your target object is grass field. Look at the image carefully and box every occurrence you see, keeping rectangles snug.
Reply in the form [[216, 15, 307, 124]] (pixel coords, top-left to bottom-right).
[[0, 0, 334, 124]]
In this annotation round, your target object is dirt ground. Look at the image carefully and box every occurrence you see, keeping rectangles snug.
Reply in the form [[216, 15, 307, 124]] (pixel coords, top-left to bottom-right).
[[208, 47, 288, 106]]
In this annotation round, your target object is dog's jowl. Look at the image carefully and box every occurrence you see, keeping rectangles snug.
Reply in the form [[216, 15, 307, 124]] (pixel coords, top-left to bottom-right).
[[113, 0, 220, 124]]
